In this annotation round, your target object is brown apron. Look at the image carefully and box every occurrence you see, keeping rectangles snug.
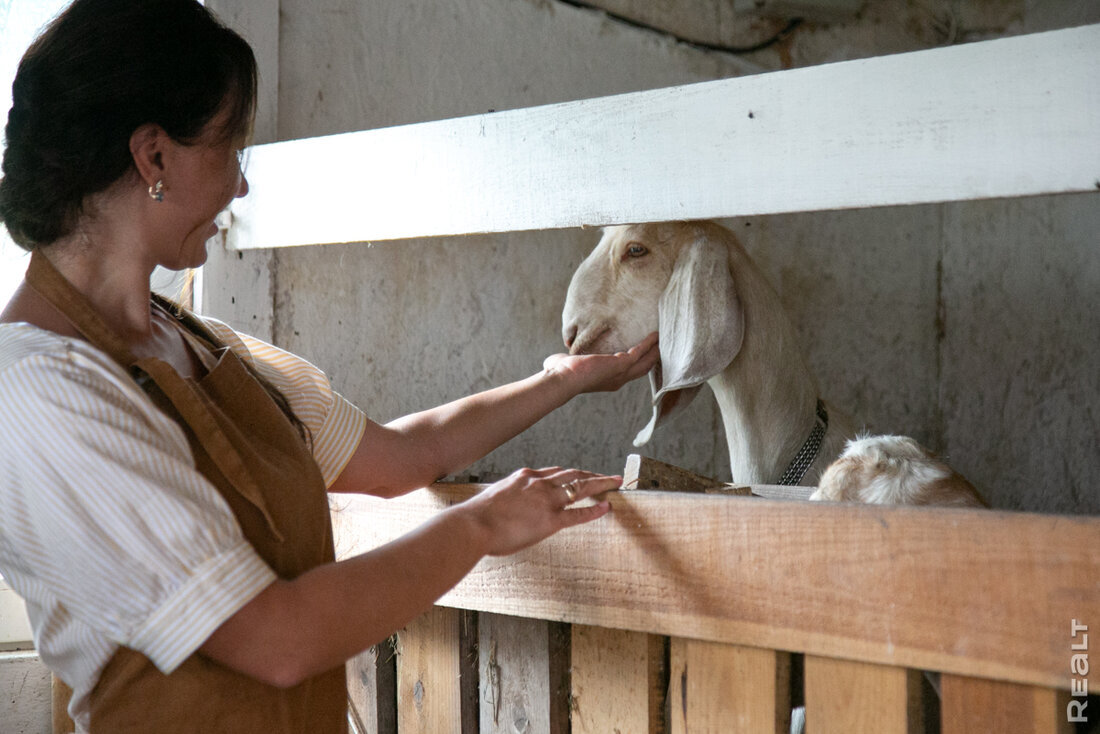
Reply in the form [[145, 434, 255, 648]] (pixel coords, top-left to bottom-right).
[[26, 252, 347, 733]]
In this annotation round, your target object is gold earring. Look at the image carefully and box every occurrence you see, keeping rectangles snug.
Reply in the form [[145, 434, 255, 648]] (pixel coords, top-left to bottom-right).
[[148, 180, 165, 202]]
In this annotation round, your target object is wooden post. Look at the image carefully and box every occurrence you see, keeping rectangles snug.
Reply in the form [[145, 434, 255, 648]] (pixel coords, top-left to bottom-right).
[[804, 656, 922, 733], [940, 675, 1073, 734], [669, 639, 790, 734], [571, 625, 668, 734]]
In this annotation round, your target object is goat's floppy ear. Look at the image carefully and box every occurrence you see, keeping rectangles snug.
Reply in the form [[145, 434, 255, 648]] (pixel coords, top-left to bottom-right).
[[632, 232, 743, 446]]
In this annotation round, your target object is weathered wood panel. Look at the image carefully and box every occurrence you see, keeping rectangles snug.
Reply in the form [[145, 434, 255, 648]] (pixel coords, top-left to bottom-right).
[[347, 639, 397, 734], [333, 485, 1100, 689], [478, 613, 568, 734], [804, 656, 921, 733], [571, 625, 666, 734], [940, 675, 1074, 734], [395, 605, 467, 734], [669, 640, 788, 734], [230, 26, 1100, 249]]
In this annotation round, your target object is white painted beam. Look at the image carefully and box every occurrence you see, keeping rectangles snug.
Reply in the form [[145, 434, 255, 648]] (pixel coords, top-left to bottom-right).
[[229, 24, 1100, 250]]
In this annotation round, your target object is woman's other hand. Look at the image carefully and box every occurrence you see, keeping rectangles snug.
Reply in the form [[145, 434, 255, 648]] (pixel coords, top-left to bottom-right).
[[542, 331, 658, 395], [464, 467, 617, 556]]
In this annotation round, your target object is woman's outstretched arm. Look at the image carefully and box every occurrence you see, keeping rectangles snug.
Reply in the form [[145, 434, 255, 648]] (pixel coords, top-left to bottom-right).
[[327, 332, 658, 497], [199, 467, 616, 687]]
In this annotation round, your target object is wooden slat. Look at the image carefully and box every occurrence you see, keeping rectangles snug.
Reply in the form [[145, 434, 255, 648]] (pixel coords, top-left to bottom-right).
[[395, 605, 465, 734], [229, 25, 1100, 250], [478, 613, 568, 734], [331, 484, 1100, 689], [940, 675, 1074, 734], [669, 639, 789, 734], [804, 656, 921, 733], [347, 639, 397, 734], [571, 625, 666, 734]]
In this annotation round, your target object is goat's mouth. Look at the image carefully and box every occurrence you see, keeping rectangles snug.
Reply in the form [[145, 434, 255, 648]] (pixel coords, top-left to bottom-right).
[[569, 327, 613, 356]]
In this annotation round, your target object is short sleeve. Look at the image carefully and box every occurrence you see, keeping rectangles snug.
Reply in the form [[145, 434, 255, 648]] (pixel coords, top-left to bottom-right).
[[0, 342, 276, 674], [199, 317, 367, 487]]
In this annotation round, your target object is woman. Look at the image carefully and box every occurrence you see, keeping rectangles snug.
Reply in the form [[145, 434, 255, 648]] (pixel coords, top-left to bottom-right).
[[0, 0, 659, 731]]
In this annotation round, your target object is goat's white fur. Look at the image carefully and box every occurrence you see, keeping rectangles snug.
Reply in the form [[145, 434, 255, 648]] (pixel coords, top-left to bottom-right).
[[562, 220, 986, 507], [562, 220, 853, 486], [812, 435, 986, 507]]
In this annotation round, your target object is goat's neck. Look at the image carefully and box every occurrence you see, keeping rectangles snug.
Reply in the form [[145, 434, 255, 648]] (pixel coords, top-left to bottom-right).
[[708, 250, 820, 485]]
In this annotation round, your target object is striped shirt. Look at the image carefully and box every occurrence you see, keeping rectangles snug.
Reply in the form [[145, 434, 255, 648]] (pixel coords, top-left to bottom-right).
[[0, 315, 366, 731]]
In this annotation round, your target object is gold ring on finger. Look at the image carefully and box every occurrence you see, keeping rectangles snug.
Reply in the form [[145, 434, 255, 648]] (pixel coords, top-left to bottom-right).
[[562, 481, 578, 503]]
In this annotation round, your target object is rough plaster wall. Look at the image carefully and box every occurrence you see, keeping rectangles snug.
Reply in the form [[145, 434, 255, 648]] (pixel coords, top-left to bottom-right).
[[210, 0, 1099, 512]]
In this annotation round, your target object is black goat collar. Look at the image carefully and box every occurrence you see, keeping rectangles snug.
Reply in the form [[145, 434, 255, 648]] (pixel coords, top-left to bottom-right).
[[776, 400, 829, 486]]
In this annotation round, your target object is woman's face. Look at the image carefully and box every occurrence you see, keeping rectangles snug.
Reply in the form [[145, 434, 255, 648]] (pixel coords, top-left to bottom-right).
[[156, 110, 250, 270]]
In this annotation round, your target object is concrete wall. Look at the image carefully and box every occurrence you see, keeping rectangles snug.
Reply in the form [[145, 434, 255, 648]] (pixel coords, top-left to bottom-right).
[[205, 0, 1100, 514]]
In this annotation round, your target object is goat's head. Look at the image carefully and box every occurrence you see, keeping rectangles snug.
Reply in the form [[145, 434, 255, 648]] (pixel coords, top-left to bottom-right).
[[561, 221, 744, 445]]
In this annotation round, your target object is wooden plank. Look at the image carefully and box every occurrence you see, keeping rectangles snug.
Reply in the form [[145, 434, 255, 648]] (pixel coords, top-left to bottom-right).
[[229, 25, 1100, 250], [347, 638, 397, 734], [941, 675, 1074, 734], [571, 625, 667, 734], [479, 613, 568, 734], [668, 639, 789, 734], [622, 455, 813, 499], [395, 605, 465, 734], [804, 656, 921, 733], [332, 484, 1100, 689], [623, 454, 740, 494]]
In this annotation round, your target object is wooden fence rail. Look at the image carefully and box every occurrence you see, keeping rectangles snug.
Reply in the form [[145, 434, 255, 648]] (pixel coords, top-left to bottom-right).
[[333, 480, 1098, 733]]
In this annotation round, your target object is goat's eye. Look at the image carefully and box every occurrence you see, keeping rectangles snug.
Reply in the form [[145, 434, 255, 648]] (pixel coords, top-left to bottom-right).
[[625, 243, 648, 259]]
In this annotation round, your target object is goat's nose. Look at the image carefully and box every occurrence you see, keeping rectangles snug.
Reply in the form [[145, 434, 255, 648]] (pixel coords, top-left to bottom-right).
[[563, 323, 578, 349]]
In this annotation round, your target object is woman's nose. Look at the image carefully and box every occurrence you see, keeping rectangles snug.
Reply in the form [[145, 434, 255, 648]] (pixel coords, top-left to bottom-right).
[[236, 173, 249, 198]]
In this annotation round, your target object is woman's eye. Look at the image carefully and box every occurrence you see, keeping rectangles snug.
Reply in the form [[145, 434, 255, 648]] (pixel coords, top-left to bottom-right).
[[625, 243, 648, 258]]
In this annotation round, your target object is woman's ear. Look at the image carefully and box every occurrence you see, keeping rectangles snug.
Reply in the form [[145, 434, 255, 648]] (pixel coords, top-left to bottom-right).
[[129, 123, 167, 190]]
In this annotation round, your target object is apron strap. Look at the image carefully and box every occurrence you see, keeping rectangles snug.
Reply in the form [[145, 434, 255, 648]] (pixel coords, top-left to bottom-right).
[[26, 251, 285, 542], [134, 357, 286, 542], [26, 251, 140, 366]]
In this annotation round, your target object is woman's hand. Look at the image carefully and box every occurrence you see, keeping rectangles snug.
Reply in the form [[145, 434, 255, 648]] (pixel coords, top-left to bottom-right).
[[463, 467, 618, 556], [542, 331, 659, 395]]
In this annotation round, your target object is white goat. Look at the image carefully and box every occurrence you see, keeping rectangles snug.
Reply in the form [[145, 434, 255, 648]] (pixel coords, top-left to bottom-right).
[[562, 220, 985, 506], [562, 220, 853, 486]]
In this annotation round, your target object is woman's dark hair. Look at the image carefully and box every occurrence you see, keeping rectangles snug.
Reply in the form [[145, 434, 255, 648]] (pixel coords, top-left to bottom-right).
[[0, 1, 312, 445], [0, 0, 257, 249]]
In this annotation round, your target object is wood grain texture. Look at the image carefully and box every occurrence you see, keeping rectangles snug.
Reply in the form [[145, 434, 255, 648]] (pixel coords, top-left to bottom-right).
[[803, 656, 921, 734], [623, 454, 734, 494], [396, 605, 464, 734], [669, 640, 789, 734], [478, 613, 568, 734], [347, 640, 397, 734], [332, 484, 1100, 689], [940, 675, 1074, 734], [229, 26, 1100, 249], [571, 625, 667, 734]]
